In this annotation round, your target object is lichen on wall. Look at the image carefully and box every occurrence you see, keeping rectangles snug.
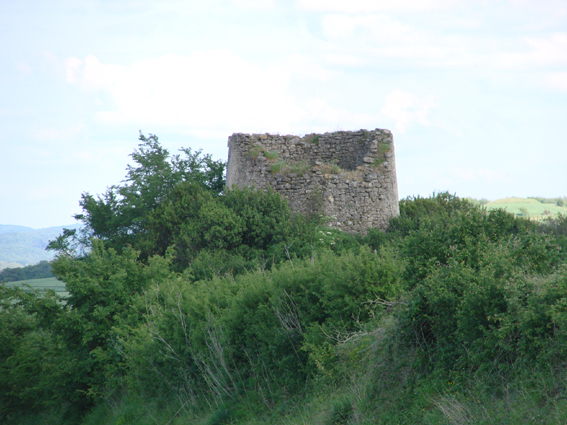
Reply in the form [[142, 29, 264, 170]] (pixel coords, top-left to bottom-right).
[[226, 129, 399, 234]]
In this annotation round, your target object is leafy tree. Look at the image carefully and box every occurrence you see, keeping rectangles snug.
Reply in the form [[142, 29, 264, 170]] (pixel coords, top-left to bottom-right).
[[0, 286, 43, 417], [144, 183, 320, 274], [387, 192, 475, 238], [0, 286, 75, 421], [538, 213, 567, 255], [8, 189, 567, 424], [402, 205, 557, 289], [18, 241, 174, 412], [48, 132, 226, 256]]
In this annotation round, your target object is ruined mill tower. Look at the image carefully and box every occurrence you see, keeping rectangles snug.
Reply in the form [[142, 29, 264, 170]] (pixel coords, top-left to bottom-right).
[[226, 129, 399, 234]]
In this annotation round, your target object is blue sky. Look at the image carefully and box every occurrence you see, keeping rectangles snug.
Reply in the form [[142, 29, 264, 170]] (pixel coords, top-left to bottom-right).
[[1, 0, 566, 228]]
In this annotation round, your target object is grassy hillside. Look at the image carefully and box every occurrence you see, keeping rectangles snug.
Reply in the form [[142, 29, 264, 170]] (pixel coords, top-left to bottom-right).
[[4, 277, 64, 290], [4, 193, 567, 425], [3, 277, 67, 297], [485, 197, 567, 219], [2, 133, 566, 425]]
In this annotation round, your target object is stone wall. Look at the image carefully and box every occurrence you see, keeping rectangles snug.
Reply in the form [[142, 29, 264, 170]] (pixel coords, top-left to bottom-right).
[[226, 129, 399, 234]]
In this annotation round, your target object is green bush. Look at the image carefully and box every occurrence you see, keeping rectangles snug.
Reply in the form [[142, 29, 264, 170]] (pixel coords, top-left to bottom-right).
[[402, 242, 567, 374], [402, 204, 558, 288], [48, 133, 226, 257], [14, 241, 175, 410], [145, 183, 321, 274], [120, 247, 404, 409], [388, 192, 475, 238], [11, 165, 567, 424], [264, 151, 278, 160], [326, 397, 353, 425]]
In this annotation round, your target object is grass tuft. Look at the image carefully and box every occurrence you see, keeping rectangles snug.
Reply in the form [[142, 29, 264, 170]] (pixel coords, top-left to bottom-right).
[[271, 160, 310, 176], [270, 160, 286, 174], [249, 146, 264, 160], [264, 151, 278, 161]]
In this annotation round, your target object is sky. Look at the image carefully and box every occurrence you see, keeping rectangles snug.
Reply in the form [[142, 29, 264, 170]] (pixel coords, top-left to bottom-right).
[[1, 0, 566, 228]]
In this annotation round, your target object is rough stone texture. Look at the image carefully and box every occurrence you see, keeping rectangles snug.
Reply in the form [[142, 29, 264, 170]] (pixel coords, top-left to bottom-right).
[[226, 129, 399, 234]]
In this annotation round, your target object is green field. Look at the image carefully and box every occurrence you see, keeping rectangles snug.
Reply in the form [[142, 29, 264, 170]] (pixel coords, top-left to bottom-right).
[[485, 197, 567, 219], [3, 277, 68, 297]]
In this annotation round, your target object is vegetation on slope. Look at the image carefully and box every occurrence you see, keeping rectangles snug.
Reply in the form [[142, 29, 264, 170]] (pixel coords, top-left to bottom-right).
[[2, 134, 567, 424], [466, 196, 567, 219], [3, 278, 65, 296], [0, 261, 53, 283]]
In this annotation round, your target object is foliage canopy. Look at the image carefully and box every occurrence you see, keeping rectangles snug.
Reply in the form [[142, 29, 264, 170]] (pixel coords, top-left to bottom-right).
[[48, 132, 226, 256], [4, 135, 567, 424]]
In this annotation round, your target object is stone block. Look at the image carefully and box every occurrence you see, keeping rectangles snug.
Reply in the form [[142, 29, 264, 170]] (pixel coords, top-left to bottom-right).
[[225, 129, 399, 234]]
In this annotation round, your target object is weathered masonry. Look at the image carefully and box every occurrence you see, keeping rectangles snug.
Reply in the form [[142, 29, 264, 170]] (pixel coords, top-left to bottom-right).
[[226, 129, 399, 234]]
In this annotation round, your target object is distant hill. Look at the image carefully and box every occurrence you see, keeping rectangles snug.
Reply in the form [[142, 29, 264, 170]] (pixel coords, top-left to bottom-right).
[[0, 224, 80, 265], [0, 225, 36, 234], [0, 260, 23, 272], [485, 197, 567, 219]]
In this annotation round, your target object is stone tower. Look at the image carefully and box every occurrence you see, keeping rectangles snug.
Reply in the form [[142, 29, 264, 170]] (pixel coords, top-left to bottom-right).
[[226, 129, 399, 234]]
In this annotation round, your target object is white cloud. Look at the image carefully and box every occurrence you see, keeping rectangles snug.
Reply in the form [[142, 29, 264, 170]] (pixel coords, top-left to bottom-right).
[[314, 12, 567, 76], [546, 72, 567, 91], [324, 54, 367, 67], [65, 57, 83, 85], [317, 13, 483, 70], [321, 14, 411, 41], [296, 0, 455, 13], [380, 90, 439, 133], [282, 54, 337, 81], [27, 185, 65, 201], [451, 167, 510, 184], [64, 51, 359, 135], [96, 51, 305, 132], [14, 61, 32, 75], [496, 33, 567, 69], [231, 0, 275, 9], [34, 123, 84, 141], [303, 98, 346, 124], [40, 50, 64, 80], [65, 55, 125, 92]]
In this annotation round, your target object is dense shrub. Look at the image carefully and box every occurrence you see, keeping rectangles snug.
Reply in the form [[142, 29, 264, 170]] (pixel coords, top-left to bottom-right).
[[6, 137, 567, 425], [5, 241, 175, 415], [120, 247, 403, 409], [387, 192, 475, 237], [402, 205, 559, 288], [539, 213, 567, 254], [48, 133, 226, 256], [142, 183, 323, 275], [400, 206, 565, 375]]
